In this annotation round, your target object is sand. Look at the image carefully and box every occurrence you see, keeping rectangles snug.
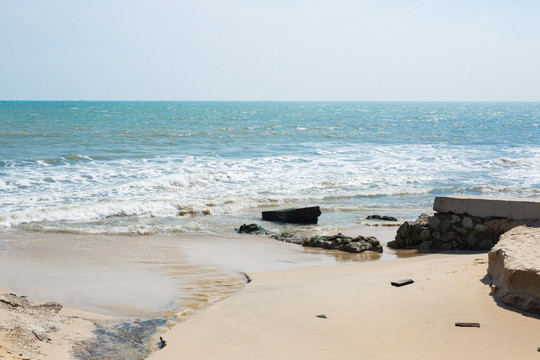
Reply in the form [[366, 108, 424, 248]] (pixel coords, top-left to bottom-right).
[[1, 226, 539, 359], [150, 253, 540, 360]]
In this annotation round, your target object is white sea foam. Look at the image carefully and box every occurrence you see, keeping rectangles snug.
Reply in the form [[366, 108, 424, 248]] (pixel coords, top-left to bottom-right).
[[1, 143, 539, 233]]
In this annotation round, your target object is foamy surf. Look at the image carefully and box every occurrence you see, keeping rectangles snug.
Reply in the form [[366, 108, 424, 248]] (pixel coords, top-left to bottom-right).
[[1, 102, 538, 234]]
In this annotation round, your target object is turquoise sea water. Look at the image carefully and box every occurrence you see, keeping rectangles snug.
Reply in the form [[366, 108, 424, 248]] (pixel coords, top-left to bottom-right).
[[1, 101, 539, 234]]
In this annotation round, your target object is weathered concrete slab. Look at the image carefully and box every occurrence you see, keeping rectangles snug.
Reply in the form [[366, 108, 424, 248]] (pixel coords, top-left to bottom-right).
[[433, 196, 540, 221], [262, 206, 321, 224], [488, 225, 540, 314]]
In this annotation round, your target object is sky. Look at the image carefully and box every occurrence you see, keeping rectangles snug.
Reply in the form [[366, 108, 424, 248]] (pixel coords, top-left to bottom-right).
[[1, 0, 539, 101]]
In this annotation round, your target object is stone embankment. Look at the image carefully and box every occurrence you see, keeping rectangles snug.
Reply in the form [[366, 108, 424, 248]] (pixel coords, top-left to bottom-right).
[[388, 212, 525, 251], [388, 196, 540, 251], [237, 224, 383, 254]]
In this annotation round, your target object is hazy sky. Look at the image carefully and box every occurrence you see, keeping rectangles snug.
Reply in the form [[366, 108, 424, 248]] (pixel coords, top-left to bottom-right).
[[1, 0, 539, 101]]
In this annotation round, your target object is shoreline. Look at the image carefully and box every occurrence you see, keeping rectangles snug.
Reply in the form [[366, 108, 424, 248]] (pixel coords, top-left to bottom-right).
[[0, 224, 401, 359], [1, 224, 538, 359]]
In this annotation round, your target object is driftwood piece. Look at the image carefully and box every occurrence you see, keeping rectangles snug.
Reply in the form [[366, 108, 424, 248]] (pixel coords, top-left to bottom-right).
[[456, 323, 480, 327], [391, 279, 414, 287]]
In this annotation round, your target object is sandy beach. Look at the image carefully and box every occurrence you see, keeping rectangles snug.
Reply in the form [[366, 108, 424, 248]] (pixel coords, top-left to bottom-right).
[[1, 224, 538, 359], [150, 252, 539, 360]]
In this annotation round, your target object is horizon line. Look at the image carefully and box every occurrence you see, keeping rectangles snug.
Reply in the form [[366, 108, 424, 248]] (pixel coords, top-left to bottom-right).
[[2, 99, 540, 103]]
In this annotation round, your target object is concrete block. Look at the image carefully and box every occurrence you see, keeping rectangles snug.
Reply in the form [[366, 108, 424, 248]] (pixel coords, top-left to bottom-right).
[[433, 196, 540, 221]]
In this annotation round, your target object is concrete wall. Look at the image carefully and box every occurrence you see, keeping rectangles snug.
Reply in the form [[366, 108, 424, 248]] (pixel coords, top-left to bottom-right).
[[433, 196, 540, 221]]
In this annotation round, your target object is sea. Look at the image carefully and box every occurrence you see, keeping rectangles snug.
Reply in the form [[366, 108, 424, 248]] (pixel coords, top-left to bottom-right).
[[1, 101, 539, 235], [1, 101, 539, 358]]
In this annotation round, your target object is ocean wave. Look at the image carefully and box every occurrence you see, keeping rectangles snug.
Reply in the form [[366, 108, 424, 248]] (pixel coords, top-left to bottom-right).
[[1, 143, 539, 233], [454, 186, 540, 195]]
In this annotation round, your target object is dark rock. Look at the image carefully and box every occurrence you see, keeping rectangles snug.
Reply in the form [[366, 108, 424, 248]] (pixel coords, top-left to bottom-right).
[[418, 241, 432, 252], [367, 215, 398, 222], [479, 239, 494, 250], [439, 216, 452, 233], [271, 232, 308, 244], [316, 314, 327, 319], [419, 229, 431, 242], [262, 206, 321, 224], [442, 231, 457, 242], [303, 233, 382, 253], [466, 233, 478, 247], [391, 279, 414, 287], [428, 216, 440, 229], [236, 223, 268, 235]]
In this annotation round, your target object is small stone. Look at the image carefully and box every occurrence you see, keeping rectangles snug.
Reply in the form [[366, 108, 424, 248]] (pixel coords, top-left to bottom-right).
[[420, 229, 431, 242], [441, 242, 453, 250], [466, 233, 478, 247], [236, 223, 268, 235], [316, 314, 327, 319], [451, 215, 461, 224], [442, 232, 457, 242], [440, 217, 452, 233], [428, 215, 441, 229], [474, 224, 485, 232], [479, 239, 494, 250], [462, 216, 474, 229], [419, 241, 432, 252], [391, 279, 414, 287]]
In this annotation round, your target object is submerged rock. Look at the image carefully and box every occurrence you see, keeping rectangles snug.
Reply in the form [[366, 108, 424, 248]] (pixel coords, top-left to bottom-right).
[[236, 224, 269, 235], [303, 233, 383, 253], [366, 215, 398, 222]]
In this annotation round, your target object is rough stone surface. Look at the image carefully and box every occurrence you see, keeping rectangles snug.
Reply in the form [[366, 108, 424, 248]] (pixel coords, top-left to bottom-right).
[[388, 212, 526, 251], [270, 232, 308, 245], [0, 293, 64, 358], [303, 233, 383, 253], [236, 223, 269, 235], [488, 225, 540, 314]]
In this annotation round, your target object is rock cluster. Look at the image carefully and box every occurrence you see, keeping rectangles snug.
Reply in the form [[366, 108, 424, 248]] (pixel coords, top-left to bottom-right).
[[304, 233, 383, 253], [236, 225, 382, 254], [388, 213, 525, 251]]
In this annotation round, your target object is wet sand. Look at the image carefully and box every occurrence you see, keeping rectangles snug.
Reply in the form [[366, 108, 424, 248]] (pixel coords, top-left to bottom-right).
[[0, 226, 399, 317], [0, 225, 401, 358]]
